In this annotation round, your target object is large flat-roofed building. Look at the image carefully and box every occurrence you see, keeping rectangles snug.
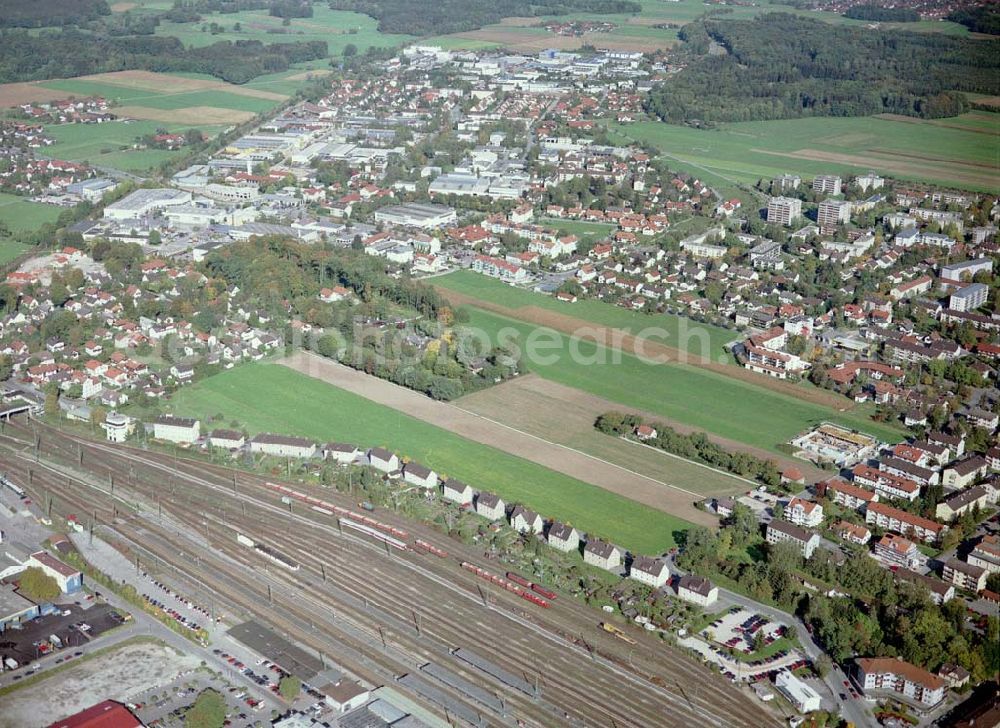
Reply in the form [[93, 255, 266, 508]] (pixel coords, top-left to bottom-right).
[[790, 423, 879, 467], [373, 203, 457, 229], [940, 257, 993, 282], [775, 670, 821, 713], [817, 199, 851, 230], [812, 175, 842, 195], [855, 657, 946, 708], [949, 283, 989, 313], [103, 188, 191, 220], [767, 196, 802, 226], [0, 584, 40, 633], [152, 415, 200, 444]]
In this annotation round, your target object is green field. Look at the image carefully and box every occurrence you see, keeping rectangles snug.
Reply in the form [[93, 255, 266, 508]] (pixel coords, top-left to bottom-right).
[[435, 269, 739, 361], [457, 304, 903, 454], [538, 218, 617, 242], [41, 121, 227, 173], [0, 193, 62, 232], [166, 363, 695, 552], [0, 239, 30, 265], [39, 79, 279, 114], [153, 6, 414, 57], [611, 113, 999, 193]]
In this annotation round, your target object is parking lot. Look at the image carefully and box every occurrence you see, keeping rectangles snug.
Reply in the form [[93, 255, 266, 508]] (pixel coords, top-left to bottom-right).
[[707, 607, 787, 654], [0, 602, 125, 670], [131, 671, 268, 728]]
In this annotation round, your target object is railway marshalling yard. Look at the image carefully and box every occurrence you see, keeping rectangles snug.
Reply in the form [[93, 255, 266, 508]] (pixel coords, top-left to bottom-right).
[[0, 419, 776, 728]]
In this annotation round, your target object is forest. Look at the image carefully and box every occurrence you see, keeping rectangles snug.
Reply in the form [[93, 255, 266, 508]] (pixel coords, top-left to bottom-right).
[[0, 31, 327, 84], [947, 5, 1000, 35], [329, 0, 641, 36], [645, 14, 1000, 123], [0, 0, 110, 28]]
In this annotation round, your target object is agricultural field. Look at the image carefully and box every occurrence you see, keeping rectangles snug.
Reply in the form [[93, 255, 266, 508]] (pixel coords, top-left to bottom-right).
[[152, 6, 414, 58], [611, 112, 1000, 192], [166, 362, 696, 552], [459, 305, 904, 455], [0, 192, 61, 232], [434, 269, 739, 361]]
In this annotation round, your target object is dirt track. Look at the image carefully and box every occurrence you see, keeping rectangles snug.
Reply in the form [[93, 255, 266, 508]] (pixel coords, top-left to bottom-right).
[[434, 285, 853, 410], [281, 351, 719, 527]]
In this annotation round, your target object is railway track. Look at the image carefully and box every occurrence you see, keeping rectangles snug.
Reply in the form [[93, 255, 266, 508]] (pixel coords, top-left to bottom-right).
[[0, 420, 778, 727]]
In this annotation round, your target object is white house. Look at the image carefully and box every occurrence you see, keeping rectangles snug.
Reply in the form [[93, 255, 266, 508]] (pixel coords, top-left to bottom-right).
[[367, 447, 400, 473], [153, 415, 200, 444], [546, 522, 580, 553], [323, 442, 360, 464], [676, 574, 718, 606], [766, 520, 819, 558], [319, 679, 370, 713], [402, 461, 438, 489], [785, 497, 824, 528], [209, 429, 245, 450], [249, 433, 316, 459], [474, 491, 505, 521], [101, 412, 133, 443], [442, 479, 474, 505], [629, 556, 669, 589], [584, 540, 622, 571], [855, 657, 946, 707], [27, 551, 83, 594], [509, 505, 544, 534]]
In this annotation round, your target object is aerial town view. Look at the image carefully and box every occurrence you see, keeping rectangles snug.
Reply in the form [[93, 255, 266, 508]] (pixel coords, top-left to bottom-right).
[[0, 0, 997, 726]]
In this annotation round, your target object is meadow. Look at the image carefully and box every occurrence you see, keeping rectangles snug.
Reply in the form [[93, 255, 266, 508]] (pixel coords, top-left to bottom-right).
[[166, 363, 696, 552], [0, 240, 30, 265], [611, 112, 999, 192], [459, 305, 904, 454], [0, 192, 62, 232], [41, 121, 228, 174], [434, 269, 740, 360], [153, 6, 414, 58]]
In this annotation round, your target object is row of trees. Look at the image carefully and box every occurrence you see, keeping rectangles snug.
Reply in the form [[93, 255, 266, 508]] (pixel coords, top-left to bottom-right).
[[646, 14, 999, 123], [0, 30, 327, 84], [594, 412, 783, 486]]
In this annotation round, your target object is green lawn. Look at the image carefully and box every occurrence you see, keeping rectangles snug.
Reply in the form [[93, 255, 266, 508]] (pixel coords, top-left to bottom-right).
[[0, 193, 61, 232], [611, 113, 999, 193], [165, 363, 695, 553], [462, 306, 904, 454], [435, 269, 740, 362], [537, 217, 617, 242]]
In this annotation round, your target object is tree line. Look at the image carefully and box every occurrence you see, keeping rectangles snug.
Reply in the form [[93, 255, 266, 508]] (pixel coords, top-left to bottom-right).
[[0, 30, 327, 84], [594, 412, 783, 486], [646, 14, 1000, 124], [330, 0, 641, 36], [843, 5, 919, 22]]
